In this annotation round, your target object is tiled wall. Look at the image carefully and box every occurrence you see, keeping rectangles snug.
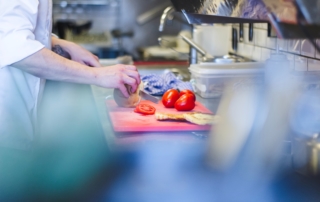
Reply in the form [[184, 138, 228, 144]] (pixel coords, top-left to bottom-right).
[[229, 23, 320, 72]]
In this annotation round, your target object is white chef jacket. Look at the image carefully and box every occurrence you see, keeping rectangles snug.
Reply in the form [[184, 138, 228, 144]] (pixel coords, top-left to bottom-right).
[[0, 0, 52, 149]]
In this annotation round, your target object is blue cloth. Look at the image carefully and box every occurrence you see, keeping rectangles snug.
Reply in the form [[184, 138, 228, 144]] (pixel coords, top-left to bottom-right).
[[141, 72, 194, 96]]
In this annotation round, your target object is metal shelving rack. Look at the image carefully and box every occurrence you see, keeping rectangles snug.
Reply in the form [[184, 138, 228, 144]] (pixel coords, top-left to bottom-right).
[[53, 0, 110, 6]]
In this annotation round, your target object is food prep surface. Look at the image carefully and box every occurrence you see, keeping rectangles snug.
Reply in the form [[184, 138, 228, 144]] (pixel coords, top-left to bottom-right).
[[106, 99, 213, 132], [91, 65, 221, 150]]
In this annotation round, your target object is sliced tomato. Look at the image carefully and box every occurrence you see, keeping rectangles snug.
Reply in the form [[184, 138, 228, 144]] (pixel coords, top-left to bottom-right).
[[134, 103, 156, 115]]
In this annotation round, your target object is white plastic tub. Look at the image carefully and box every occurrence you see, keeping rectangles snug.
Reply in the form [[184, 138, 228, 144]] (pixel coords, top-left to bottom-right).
[[189, 62, 264, 98]]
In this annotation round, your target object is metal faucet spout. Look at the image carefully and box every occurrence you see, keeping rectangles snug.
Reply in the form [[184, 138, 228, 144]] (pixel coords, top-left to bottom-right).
[[159, 6, 175, 32]]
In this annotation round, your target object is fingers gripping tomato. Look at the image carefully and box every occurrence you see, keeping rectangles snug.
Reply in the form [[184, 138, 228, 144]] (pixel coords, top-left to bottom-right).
[[162, 89, 180, 108], [174, 94, 195, 111], [179, 89, 196, 101]]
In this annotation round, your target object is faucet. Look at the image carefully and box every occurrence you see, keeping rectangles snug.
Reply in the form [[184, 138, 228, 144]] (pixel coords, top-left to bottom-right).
[[159, 6, 175, 32], [159, 6, 198, 64]]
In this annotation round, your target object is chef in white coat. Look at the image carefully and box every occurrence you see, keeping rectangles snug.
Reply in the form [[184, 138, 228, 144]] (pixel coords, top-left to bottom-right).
[[0, 0, 140, 149]]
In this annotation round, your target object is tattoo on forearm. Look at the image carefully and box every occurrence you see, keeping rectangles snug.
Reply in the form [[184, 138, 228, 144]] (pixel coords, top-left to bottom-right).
[[52, 45, 71, 59]]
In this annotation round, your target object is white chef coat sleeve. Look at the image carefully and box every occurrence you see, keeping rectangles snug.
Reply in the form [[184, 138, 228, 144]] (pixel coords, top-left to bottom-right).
[[0, 0, 45, 68]]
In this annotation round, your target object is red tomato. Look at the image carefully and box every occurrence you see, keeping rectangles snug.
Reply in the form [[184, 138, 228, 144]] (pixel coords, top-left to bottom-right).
[[162, 89, 180, 108], [174, 94, 195, 111], [179, 89, 196, 101], [134, 104, 156, 115]]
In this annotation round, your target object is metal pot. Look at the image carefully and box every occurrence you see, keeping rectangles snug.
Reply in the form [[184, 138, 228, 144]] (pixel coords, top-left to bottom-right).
[[290, 87, 320, 176], [293, 133, 320, 176]]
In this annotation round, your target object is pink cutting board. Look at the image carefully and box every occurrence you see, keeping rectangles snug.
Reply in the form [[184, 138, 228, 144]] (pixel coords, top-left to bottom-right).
[[106, 99, 213, 132]]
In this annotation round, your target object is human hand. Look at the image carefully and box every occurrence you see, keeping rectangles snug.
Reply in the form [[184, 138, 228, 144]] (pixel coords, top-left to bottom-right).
[[93, 64, 141, 97], [52, 37, 101, 67]]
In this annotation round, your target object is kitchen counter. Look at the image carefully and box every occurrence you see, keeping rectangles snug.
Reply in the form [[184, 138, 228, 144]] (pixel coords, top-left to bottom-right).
[[37, 65, 320, 201], [90, 72, 320, 201], [90, 65, 221, 151]]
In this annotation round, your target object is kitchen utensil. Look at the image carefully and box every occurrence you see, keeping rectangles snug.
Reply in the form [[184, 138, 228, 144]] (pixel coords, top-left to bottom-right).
[[239, 23, 244, 42], [106, 100, 213, 132], [232, 27, 238, 51], [139, 90, 159, 104], [249, 23, 254, 41]]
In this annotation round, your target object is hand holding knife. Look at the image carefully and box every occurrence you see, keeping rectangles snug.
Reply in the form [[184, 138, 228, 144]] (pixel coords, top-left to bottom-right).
[[125, 83, 159, 104]]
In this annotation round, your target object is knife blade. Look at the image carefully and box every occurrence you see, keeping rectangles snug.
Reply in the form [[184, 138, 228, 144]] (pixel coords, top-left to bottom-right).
[[139, 90, 159, 104]]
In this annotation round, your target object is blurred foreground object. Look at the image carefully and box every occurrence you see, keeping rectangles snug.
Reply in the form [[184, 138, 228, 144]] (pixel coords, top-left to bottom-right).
[[207, 51, 302, 181], [291, 85, 320, 176]]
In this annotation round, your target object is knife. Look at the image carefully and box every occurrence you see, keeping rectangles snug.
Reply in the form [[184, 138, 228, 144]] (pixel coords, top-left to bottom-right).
[[139, 90, 159, 104]]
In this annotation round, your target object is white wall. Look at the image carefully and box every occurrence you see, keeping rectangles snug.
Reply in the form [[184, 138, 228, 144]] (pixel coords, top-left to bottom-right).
[[193, 24, 231, 57]]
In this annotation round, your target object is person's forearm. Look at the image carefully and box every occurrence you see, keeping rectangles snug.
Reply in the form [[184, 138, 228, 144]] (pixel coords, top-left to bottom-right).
[[13, 48, 97, 85], [51, 36, 72, 51], [13, 43, 141, 97], [51, 36, 101, 67]]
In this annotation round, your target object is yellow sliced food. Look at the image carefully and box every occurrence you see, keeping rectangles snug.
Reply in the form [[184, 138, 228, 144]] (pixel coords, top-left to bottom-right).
[[155, 112, 219, 125]]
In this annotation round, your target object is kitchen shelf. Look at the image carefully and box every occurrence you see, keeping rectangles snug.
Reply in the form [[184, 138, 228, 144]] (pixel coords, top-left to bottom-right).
[[181, 12, 268, 24], [53, 0, 110, 6], [170, 0, 320, 39]]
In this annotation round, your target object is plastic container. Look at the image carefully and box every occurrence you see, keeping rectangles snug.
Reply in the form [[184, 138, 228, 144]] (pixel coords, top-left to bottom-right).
[[189, 62, 264, 98]]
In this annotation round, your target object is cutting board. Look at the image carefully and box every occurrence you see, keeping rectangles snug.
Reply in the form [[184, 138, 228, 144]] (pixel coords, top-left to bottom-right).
[[105, 99, 213, 132]]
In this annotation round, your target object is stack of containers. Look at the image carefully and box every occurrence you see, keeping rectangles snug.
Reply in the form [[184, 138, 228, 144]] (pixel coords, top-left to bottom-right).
[[189, 62, 264, 98]]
